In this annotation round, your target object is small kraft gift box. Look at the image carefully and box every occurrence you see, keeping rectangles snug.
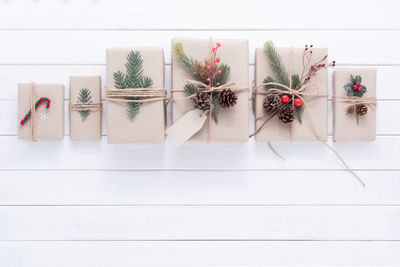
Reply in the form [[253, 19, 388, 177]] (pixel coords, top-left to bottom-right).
[[333, 68, 377, 141], [18, 83, 64, 141], [69, 76, 102, 141], [106, 47, 166, 144], [168, 37, 249, 147], [253, 42, 329, 141]]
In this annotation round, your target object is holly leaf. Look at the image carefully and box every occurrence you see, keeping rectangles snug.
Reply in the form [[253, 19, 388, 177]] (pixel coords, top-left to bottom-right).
[[344, 83, 354, 96], [354, 75, 362, 83], [295, 104, 305, 124]]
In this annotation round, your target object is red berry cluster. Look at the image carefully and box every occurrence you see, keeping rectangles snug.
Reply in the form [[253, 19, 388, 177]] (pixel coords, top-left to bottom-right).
[[280, 94, 303, 107], [205, 42, 222, 87], [352, 81, 363, 93]]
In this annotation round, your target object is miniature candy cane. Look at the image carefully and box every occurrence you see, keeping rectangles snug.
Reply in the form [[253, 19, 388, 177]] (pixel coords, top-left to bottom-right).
[[20, 97, 51, 126]]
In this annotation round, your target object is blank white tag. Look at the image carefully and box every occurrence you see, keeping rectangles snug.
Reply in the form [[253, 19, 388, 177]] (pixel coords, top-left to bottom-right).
[[166, 109, 207, 148]]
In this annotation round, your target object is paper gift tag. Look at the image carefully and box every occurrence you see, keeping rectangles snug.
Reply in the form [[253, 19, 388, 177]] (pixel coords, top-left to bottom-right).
[[166, 109, 207, 147]]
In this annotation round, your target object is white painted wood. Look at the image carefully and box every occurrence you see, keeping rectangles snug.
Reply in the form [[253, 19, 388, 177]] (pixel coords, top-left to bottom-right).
[[1, 0, 399, 30], [1, 241, 399, 266], [1, 0, 399, 265], [0, 206, 399, 240], [0, 136, 398, 171], [0, 171, 399, 205], [0, 65, 397, 100], [1, 30, 400, 65]]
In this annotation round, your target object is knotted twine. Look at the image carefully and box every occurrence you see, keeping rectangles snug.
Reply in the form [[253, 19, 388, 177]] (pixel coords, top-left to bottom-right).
[[251, 48, 365, 186], [170, 80, 249, 143], [69, 103, 102, 112], [332, 96, 377, 113]]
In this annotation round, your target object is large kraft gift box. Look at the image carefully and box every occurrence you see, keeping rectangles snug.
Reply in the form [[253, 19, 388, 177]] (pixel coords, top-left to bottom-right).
[[254, 47, 328, 141], [106, 47, 165, 144], [171, 37, 249, 142], [18, 83, 64, 140], [333, 68, 377, 141], [69, 76, 102, 141]]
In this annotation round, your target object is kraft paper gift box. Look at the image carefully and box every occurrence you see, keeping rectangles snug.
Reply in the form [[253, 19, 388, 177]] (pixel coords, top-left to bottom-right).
[[333, 68, 377, 141], [106, 47, 165, 144], [171, 37, 249, 142], [69, 76, 102, 141], [254, 46, 328, 141], [18, 83, 64, 141]]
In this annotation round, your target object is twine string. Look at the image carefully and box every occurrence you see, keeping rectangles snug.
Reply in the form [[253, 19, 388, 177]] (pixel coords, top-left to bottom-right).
[[30, 82, 36, 142], [170, 79, 249, 142], [250, 47, 365, 186]]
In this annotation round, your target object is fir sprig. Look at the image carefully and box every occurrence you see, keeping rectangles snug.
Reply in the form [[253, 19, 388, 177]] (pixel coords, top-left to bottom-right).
[[113, 50, 153, 120], [263, 41, 304, 123], [77, 88, 92, 121], [173, 42, 231, 123]]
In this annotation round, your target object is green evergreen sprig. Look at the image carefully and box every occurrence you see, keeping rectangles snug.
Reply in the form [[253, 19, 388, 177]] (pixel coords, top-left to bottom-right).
[[113, 50, 153, 120], [172, 42, 231, 123], [263, 41, 304, 123], [77, 88, 92, 121]]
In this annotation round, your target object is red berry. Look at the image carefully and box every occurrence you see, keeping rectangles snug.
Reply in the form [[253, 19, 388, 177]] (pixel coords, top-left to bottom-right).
[[215, 57, 220, 63], [355, 82, 360, 86], [217, 70, 222, 74], [352, 85, 358, 90], [281, 95, 289, 103], [216, 42, 221, 48], [357, 86, 362, 92], [294, 98, 303, 107], [206, 65, 211, 70]]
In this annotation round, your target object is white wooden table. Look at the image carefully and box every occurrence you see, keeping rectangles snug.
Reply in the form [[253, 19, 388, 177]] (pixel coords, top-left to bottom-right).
[[1, 0, 400, 266]]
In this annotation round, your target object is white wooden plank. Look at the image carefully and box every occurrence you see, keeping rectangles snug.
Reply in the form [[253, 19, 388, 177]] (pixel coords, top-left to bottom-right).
[[0, 170, 398, 205], [0, 206, 399, 240], [0, 136, 398, 171], [1, 30, 400, 65], [0, 241, 399, 266], [0, 65, 397, 100], [1, 99, 398, 136], [1, 0, 399, 30]]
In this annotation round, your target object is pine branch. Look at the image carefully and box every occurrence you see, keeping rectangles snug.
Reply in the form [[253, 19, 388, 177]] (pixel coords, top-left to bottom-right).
[[113, 50, 153, 120], [172, 42, 196, 74], [211, 95, 220, 124], [264, 41, 290, 87], [183, 83, 197, 96], [215, 64, 230, 85], [77, 88, 92, 121]]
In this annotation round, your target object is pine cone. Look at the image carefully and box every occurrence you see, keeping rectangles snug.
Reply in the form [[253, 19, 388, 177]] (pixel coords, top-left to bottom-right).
[[279, 105, 295, 123], [356, 104, 368, 116], [263, 94, 281, 112], [193, 91, 211, 111], [218, 89, 238, 108]]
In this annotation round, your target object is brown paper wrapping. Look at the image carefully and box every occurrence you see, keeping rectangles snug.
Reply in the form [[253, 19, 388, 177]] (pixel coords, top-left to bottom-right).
[[18, 83, 64, 140], [254, 47, 328, 141], [106, 47, 165, 144], [69, 76, 102, 141], [333, 68, 377, 141], [171, 37, 249, 142]]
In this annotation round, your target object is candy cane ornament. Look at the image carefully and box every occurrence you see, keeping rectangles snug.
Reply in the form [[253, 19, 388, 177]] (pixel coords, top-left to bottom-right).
[[20, 97, 51, 126]]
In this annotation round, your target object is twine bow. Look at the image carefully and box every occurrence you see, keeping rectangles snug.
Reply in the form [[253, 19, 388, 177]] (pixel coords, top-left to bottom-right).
[[171, 79, 249, 143], [251, 47, 365, 187]]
